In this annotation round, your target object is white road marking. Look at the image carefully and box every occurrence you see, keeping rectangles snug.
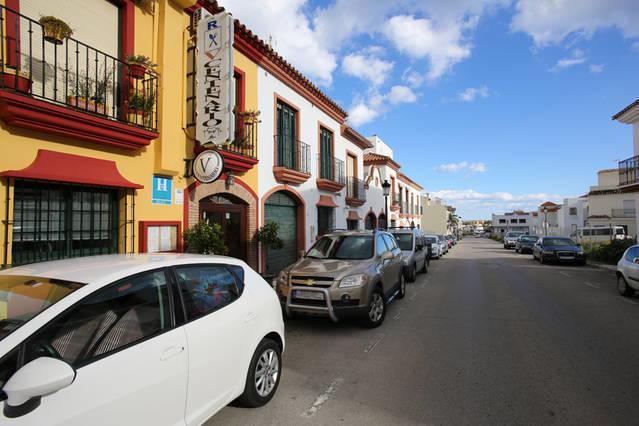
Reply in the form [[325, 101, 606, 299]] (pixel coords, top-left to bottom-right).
[[560, 271, 571, 277], [393, 308, 404, 320], [583, 282, 600, 289], [621, 298, 638, 305], [302, 378, 344, 418], [364, 333, 385, 353]]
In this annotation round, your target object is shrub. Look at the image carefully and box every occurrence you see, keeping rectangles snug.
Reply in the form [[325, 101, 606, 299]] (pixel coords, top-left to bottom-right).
[[183, 221, 228, 255], [583, 239, 635, 265], [255, 221, 284, 250]]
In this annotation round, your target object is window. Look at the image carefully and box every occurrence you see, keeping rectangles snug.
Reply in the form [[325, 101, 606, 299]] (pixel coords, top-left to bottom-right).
[[174, 265, 240, 320], [519, 219, 526, 224], [510, 219, 517, 223], [317, 207, 334, 236], [625, 247, 639, 262], [391, 233, 413, 251], [306, 236, 373, 260], [347, 219, 358, 230], [12, 180, 118, 265], [276, 100, 297, 169], [569, 207, 577, 215], [375, 236, 388, 255], [22, 270, 170, 368], [319, 127, 333, 180], [382, 234, 398, 250], [140, 222, 181, 253], [499, 219, 506, 224]]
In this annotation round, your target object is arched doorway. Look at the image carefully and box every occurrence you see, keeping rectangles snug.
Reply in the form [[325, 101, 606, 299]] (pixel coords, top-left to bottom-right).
[[264, 191, 300, 275], [199, 193, 248, 260], [365, 212, 377, 230], [378, 213, 387, 230]]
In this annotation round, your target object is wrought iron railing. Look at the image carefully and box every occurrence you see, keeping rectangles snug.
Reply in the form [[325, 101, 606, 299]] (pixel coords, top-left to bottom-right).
[[619, 155, 639, 186], [346, 177, 366, 201], [0, 4, 158, 130], [217, 112, 258, 158], [612, 209, 636, 218], [274, 137, 310, 174], [317, 154, 345, 184]]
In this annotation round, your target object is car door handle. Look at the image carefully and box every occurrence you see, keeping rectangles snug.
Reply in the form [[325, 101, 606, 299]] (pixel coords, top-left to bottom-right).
[[245, 312, 257, 323], [160, 346, 184, 361]]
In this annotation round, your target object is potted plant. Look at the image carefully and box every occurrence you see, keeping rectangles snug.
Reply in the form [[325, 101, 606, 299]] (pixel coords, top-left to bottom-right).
[[1, 69, 31, 92], [256, 221, 284, 279], [125, 55, 156, 79], [66, 73, 92, 110], [90, 67, 114, 115], [39, 16, 73, 45], [183, 221, 228, 255], [127, 91, 155, 127], [233, 108, 260, 147]]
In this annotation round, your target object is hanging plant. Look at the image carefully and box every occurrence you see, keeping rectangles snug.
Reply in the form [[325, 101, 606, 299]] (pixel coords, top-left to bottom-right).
[[125, 55, 157, 79], [39, 16, 73, 45]]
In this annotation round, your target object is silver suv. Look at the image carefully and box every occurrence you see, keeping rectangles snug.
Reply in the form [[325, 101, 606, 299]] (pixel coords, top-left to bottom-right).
[[389, 228, 429, 282], [274, 230, 404, 327]]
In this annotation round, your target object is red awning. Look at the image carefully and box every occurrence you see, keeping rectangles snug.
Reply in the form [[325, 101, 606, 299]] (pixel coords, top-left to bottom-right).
[[0, 149, 143, 189], [347, 210, 361, 221], [317, 194, 338, 208]]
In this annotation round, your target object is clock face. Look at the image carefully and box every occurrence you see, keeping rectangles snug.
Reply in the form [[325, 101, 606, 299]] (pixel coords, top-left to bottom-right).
[[192, 150, 224, 184]]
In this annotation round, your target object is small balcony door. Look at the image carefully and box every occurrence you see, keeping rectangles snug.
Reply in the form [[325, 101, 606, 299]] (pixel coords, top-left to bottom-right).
[[276, 101, 297, 169], [319, 127, 333, 180]]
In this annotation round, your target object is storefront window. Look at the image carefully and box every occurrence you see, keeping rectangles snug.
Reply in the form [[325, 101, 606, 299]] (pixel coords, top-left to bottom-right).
[[12, 181, 118, 265]]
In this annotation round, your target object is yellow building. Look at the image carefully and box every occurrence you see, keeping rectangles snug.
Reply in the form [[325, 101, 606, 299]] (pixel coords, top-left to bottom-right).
[[0, 0, 263, 269]]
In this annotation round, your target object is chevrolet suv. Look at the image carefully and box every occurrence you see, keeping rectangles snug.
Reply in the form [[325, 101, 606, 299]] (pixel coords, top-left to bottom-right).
[[274, 230, 404, 327]]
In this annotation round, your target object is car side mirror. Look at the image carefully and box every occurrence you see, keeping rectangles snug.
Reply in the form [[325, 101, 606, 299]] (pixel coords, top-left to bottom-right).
[[3, 357, 75, 418], [380, 251, 394, 261]]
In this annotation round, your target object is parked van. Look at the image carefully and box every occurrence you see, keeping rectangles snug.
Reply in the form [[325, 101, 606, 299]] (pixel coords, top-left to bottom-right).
[[577, 226, 628, 243]]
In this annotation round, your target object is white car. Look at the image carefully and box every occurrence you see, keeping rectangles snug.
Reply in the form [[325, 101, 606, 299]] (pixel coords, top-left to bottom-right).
[[438, 235, 449, 255], [0, 254, 284, 425], [424, 235, 442, 259], [616, 245, 639, 297]]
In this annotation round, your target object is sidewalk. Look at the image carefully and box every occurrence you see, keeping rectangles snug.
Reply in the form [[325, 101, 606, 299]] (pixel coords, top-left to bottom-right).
[[588, 261, 617, 272]]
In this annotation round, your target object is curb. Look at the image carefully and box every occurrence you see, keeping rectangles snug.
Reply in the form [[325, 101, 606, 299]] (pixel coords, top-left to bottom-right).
[[588, 262, 617, 272]]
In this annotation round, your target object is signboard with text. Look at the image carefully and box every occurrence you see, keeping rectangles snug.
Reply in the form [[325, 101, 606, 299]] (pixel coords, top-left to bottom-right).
[[196, 11, 235, 146], [152, 176, 172, 205]]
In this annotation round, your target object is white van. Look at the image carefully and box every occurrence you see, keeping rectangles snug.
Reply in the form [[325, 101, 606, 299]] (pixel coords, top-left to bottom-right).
[[577, 226, 628, 242]]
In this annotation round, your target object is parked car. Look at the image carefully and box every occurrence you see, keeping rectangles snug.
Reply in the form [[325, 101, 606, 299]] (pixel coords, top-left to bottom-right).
[[445, 235, 454, 249], [503, 231, 525, 249], [515, 235, 538, 254], [616, 245, 639, 296], [438, 235, 449, 255], [532, 237, 586, 265], [274, 230, 405, 327], [389, 228, 429, 282], [424, 235, 443, 259], [0, 254, 285, 424]]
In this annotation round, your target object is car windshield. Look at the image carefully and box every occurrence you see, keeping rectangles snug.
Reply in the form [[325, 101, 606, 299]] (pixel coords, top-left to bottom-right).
[[425, 236, 438, 243], [0, 275, 84, 342], [391, 233, 413, 251], [521, 236, 538, 242], [506, 233, 523, 238], [306, 235, 374, 260], [544, 238, 576, 246]]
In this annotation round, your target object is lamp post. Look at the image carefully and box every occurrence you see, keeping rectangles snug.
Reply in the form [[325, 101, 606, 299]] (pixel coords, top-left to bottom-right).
[[382, 179, 391, 230], [542, 207, 548, 236]]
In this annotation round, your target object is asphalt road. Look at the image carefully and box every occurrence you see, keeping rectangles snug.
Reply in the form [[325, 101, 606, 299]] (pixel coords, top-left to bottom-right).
[[208, 238, 639, 425]]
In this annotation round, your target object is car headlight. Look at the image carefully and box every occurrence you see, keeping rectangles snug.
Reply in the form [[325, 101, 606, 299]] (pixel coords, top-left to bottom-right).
[[276, 270, 289, 286], [339, 274, 368, 288]]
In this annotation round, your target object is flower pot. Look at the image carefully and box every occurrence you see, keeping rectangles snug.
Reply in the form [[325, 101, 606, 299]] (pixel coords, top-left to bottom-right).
[[42, 25, 67, 45], [128, 64, 147, 79], [1, 73, 31, 92], [67, 96, 89, 109], [127, 111, 152, 127]]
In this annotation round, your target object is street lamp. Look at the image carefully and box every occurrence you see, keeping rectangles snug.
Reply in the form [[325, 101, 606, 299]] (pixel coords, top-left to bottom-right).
[[542, 206, 548, 236], [382, 179, 391, 230]]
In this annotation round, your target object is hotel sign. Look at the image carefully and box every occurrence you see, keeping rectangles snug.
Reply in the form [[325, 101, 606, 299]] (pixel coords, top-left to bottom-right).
[[196, 11, 235, 146]]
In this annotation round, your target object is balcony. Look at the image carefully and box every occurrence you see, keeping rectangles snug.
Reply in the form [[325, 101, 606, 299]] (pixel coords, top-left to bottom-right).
[[391, 193, 401, 211], [346, 177, 366, 206], [215, 112, 259, 173], [619, 155, 639, 186], [0, 5, 159, 150], [316, 155, 345, 192], [273, 137, 311, 185], [612, 209, 636, 218]]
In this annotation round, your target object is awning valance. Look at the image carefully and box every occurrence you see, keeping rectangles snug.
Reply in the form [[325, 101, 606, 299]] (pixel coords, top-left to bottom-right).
[[0, 149, 143, 189], [347, 210, 361, 221], [317, 194, 338, 208]]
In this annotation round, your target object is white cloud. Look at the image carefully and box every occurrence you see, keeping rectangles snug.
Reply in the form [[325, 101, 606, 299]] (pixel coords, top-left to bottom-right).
[[384, 14, 473, 81], [388, 86, 418, 104], [342, 51, 394, 86], [511, 0, 639, 47], [402, 67, 425, 88], [458, 85, 489, 102], [348, 102, 380, 127], [589, 63, 604, 73], [436, 161, 487, 173], [550, 48, 587, 71]]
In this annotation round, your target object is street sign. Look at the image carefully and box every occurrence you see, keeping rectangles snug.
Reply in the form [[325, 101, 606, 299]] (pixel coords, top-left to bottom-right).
[[196, 11, 235, 146], [152, 176, 172, 205], [192, 150, 224, 184]]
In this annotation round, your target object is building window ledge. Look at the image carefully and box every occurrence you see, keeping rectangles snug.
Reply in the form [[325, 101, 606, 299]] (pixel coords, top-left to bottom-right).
[[273, 166, 310, 185], [345, 197, 365, 207], [316, 178, 345, 193], [0, 91, 158, 150]]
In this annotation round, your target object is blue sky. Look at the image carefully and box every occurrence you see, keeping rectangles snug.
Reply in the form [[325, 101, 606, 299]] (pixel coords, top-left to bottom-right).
[[224, 0, 639, 219]]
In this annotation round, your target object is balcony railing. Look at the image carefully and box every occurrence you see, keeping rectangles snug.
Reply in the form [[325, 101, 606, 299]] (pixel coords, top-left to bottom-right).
[[317, 155, 345, 184], [619, 155, 639, 186], [0, 5, 158, 130], [274, 138, 310, 174], [346, 177, 366, 202], [612, 209, 636, 218], [218, 112, 258, 158]]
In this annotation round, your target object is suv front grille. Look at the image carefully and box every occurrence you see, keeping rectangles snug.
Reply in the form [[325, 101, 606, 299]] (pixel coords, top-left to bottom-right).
[[290, 276, 335, 288]]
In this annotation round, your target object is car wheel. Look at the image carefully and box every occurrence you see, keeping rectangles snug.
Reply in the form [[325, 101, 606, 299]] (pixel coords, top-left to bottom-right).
[[364, 287, 386, 328], [617, 275, 636, 297], [421, 259, 429, 273], [407, 264, 417, 282], [539, 254, 545, 265], [397, 272, 406, 299], [236, 338, 282, 408]]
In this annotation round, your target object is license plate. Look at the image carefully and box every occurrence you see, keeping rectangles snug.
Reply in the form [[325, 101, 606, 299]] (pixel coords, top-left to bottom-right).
[[294, 290, 324, 300], [559, 256, 574, 260]]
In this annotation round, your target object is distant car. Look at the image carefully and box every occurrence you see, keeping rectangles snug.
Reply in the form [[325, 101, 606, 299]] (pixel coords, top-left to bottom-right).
[[389, 229, 430, 282], [0, 254, 285, 424], [445, 235, 454, 248], [617, 245, 639, 296], [515, 235, 538, 254], [275, 230, 405, 327], [503, 231, 525, 249], [437, 235, 449, 255], [424, 235, 442, 259], [532, 237, 586, 265]]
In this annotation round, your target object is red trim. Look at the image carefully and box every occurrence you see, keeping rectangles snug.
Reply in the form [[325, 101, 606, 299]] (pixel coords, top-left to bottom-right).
[[0, 149, 143, 189], [219, 149, 258, 173], [0, 91, 158, 150], [139, 221, 183, 253], [234, 67, 246, 112], [317, 194, 338, 208], [5, 0, 20, 69]]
